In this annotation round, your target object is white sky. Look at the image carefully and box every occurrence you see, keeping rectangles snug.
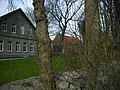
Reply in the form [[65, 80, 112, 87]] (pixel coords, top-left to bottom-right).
[[0, 0, 34, 16]]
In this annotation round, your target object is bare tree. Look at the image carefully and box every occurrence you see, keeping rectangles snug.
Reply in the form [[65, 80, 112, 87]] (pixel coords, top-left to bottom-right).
[[6, 0, 24, 11], [83, 0, 120, 89], [84, 0, 102, 89], [46, 0, 84, 44]]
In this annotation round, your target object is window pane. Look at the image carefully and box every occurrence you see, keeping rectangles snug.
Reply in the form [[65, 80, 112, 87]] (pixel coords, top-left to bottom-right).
[[23, 42, 27, 52], [2, 23, 7, 32], [20, 25, 25, 34], [0, 41, 3, 43], [16, 42, 20, 52], [12, 24, 16, 33], [0, 41, 3, 52], [30, 43, 34, 53], [8, 41, 12, 52], [28, 28, 32, 36]]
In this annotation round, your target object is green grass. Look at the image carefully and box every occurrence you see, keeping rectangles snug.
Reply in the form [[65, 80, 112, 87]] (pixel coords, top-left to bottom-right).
[[0, 56, 69, 85], [52, 55, 70, 72], [0, 58, 39, 85]]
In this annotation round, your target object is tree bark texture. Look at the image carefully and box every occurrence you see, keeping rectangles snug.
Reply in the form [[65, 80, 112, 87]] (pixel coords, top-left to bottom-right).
[[85, 0, 101, 89], [33, 0, 53, 90], [113, 0, 120, 51]]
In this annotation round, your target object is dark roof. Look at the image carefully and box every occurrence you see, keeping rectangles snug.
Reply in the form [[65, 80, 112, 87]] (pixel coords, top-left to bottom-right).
[[0, 8, 35, 29]]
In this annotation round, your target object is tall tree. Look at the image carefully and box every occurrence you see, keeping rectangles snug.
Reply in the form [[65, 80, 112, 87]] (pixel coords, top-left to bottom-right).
[[85, 0, 101, 89], [46, 0, 84, 47], [113, 0, 120, 51], [33, 0, 53, 90]]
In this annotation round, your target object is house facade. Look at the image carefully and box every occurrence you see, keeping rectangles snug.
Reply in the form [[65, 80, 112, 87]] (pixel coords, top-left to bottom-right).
[[0, 8, 37, 58], [52, 34, 81, 55]]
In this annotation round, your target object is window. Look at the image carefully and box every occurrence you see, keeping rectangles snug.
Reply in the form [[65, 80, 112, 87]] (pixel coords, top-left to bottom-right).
[[7, 41, 12, 52], [11, 24, 16, 33], [23, 42, 27, 52], [0, 41, 4, 52], [28, 28, 32, 36], [30, 43, 34, 53], [16, 42, 20, 52], [20, 25, 25, 34], [2, 23, 7, 32]]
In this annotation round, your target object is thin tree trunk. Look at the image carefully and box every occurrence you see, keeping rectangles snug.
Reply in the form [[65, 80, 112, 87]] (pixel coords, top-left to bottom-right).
[[33, 0, 53, 90]]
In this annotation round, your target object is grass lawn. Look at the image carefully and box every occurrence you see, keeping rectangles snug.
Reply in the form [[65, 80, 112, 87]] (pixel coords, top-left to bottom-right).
[[0, 55, 69, 85], [52, 55, 70, 72]]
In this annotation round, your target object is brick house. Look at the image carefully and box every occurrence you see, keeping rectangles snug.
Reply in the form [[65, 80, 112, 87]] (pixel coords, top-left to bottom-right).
[[0, 8, 37, 58], [52, 34, 81, 55]]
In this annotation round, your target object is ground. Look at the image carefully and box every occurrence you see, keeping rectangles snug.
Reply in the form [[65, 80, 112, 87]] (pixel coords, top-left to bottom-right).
[[0, 55, 70, 85]]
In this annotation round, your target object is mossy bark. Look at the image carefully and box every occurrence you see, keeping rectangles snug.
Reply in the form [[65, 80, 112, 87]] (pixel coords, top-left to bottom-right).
[[33, 0, 53, 90], [85, 0, 101, 89]]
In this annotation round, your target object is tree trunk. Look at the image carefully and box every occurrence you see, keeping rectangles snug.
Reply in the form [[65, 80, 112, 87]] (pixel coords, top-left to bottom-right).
[[113, 0, 120, 51], [33, 0, 53, 90], [85, 0, 101, 89]]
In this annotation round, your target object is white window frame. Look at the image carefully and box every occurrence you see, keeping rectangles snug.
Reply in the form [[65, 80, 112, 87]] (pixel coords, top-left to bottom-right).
[[0, 41, 4, 52], [16, 42, 20, 52], [20, 25, 25, 35], [11, 24, 16, 33], [30, 43, 34, 53], [2, 23, 7, 32], [23, 42, 27, 52], [7, 41, 12, 52]]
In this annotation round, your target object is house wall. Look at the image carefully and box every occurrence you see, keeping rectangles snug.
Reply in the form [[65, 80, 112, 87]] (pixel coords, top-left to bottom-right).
[[0, 36, 37, 58], [0, 9, 37, 58], [0, 10, 36, 39]]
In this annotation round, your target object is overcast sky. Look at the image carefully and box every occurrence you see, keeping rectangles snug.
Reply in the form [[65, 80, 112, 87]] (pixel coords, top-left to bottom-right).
[[0, 0, 34, 16]]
